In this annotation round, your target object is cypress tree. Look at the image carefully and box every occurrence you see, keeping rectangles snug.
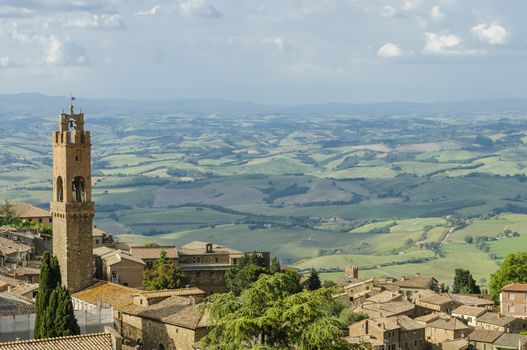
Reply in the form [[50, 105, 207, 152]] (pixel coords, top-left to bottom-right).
[[307, 268, 321, 291], [34, 252, 61, 339], [34, 252, 79, 338], [53, 285, 80, 336]]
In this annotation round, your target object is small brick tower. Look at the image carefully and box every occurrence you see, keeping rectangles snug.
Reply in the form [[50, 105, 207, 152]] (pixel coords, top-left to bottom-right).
[[50, 101, 94, 292]]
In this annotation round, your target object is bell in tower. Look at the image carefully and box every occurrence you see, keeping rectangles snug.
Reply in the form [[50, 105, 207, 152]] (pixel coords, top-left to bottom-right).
[[50, 101, 95, 292]]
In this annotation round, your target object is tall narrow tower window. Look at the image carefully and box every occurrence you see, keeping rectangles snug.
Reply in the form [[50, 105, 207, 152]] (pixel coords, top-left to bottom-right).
[[72, 176, 86, 202], [56, 177, 64, 202]]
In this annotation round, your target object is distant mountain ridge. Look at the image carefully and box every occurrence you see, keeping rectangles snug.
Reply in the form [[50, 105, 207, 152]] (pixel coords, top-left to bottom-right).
[[2, 93, 527, 118]]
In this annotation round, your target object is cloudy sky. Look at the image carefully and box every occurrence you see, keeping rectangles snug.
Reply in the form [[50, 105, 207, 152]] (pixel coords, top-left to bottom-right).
[[0, 0, 526, 104]]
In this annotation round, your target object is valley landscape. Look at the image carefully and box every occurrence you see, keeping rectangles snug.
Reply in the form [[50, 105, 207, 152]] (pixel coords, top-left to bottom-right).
[[3, 95, 527, 286]]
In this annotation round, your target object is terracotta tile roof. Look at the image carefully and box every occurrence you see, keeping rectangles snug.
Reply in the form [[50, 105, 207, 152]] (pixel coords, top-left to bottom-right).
[[0, 293, 35, 316], [93, 247, 145, 266], [92, 227, 105, 237], [428, 317, 469, 331], [501, 283, 527, 292], [8, 266, 40, 277], [0, 332, 112, 349], [130, 246, 178, 259], [452, 305, 487, 317], [390, 315, 425, 331], [73, 281, 137, 309], [415, 312, 449, 324], [360, 300, 415, 318], [0, 237, 32, 255], [494, 333, 527, 348], [0, 204, 50, 219], [441, 338, 469, 350], [395, 276, 435, 289], [468, 329, 504, 343], [476, 312, 518, 326], [179, 241, 242, 255], [136, 288, 205, 300], [419, 294, 453, 306], [366, 291, 401, 303], [448, 293, 494, 306]]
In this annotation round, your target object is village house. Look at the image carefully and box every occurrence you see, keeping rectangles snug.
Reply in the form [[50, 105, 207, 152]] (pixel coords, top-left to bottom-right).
[[130, 246, 179, 269], [452, 305, 487, 327], [348, 315, 425, 350], [73, 281, 207, 350], [501, 284, 527, 319], [177, 241, 269, 294], [0, 203, 52, 228], [423, 317, 470, 346], [354, 300, 416, 319], [394, 275, 442, 297], [476, 312, 527, 333], [448, 292, 494, 309], [6, 266, 40, 284], [413, 291, 458, 315], [0, 226, 52, 256], [468, 329, 504, 350], [493, 333, 527, 350], [93, 247, 146, 288], [0, 237, 32, 268], [333, 279, 375, 306]]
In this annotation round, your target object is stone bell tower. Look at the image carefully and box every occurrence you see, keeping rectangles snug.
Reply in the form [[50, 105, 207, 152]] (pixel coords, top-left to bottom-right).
[[50, 102, 94, 292]]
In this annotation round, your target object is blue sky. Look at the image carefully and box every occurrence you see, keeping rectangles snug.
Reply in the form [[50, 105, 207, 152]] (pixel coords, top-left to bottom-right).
[[0, 0, 526, 104]]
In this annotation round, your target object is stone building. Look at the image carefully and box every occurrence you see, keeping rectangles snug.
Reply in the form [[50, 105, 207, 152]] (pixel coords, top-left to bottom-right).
[[0, 237, 32, 268], [130, 246, 178, 269], [475, 312, 527, 333], [501, 283, 527, 319], [423, 317, 469, 346], [50, 105, 95, 293], [177, 241, 269, 294], [0, 203, 52, 228], [468, 329, 504, 350], [93, 247, 145, 288], [73, 281, 208, 350], [452, 305, 487, 327]]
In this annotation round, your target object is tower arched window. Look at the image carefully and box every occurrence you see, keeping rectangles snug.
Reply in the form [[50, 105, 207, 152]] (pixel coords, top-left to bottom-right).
[[56, 177, 64, 202], [72, 176, 86, 202]]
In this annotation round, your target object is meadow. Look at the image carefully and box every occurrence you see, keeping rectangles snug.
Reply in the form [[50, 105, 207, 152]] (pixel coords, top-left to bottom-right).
[[2, 111, 527, 286]]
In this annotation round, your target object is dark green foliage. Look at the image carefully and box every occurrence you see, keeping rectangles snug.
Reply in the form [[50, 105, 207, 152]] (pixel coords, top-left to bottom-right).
[[307, 268, 321, 291], [339, 309, 368, 326], [34, 252, 79, 339], [225, 252, 271, 295], [144, 251, 190, 290], [489, 252, 527, 301], [201, 271, 351, 350], [464, 235, 473, 244], [452, 268, 481, 294], [474, 135, 494, 148], [269, 257, 282, 274]]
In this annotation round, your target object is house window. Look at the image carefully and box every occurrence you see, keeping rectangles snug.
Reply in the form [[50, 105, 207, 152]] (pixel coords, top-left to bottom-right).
[[147, 261, 153, 269], [159, 344, 165, 350], [215, 257, 219, 263], [509, 293, 515, 300], [508, 306, 515, 313], [39, 218, 42, 223], [95, 239, 100, 244]]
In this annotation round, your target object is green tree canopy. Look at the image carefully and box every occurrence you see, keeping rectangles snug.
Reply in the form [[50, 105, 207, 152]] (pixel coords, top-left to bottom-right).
[[144, 251, 190, 290], [489, 252, 527, 300], [452, 268, 481, 294], [307, 268, 321, 291], [34, 252, 79, 339], [0, 199, 20, 226], [225, 252, 271, 295], [201, 270, 352, 350]]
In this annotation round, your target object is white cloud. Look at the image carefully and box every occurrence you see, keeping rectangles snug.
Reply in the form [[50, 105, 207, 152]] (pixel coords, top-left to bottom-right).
[[261, 37, 288, 52], [430, 5, 444, 20], [380, 5, 397, 18], [423, 32, 463, 55], [0, 6, 33, 18], [402, 0, 421, 12], [66, 14, 125, 29], [471, 23, 508, 45], [0, 56, 12, 67], [42, 36, 89, 66], [179, 0, 221, 18], [377, 43, 403, 58], [134, 5, 161, 16]]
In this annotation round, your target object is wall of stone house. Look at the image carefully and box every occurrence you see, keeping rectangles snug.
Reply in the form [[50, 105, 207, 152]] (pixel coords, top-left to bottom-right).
[[425, 328, 463, 344], [117, 313, 206, 350], [476, 322, 505, 332], [179, 253, 231, 264], [185, 269, 228, 294], [105, 260, 144, 288], [399, 329, 425, 350]]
